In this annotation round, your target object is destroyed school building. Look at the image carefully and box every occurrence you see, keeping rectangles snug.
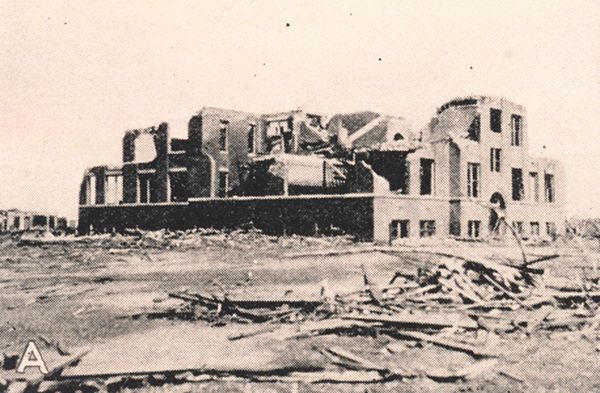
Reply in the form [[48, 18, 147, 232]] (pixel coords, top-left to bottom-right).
[[79, 96, 564, 243], [0, 209, 68, 233]]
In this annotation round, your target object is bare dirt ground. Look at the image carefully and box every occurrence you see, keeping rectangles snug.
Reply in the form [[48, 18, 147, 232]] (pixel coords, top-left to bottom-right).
[[1, 231, 599, 392]]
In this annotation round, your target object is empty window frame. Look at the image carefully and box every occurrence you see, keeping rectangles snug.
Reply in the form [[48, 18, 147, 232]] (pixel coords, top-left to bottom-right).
[[390, 161, 410, 194], [169, 171, 188, 202], [490, 148, 501, 172], [218, 171, 229, 198], [512, 168, 524, 201], [87, 175, 96, 205], [419, 159, 435, 195], [512, 221, 524, 236], [546, 222, 557, 237], [219, 121, 228, 151], [390, 220, 410, 240], [105, 175, 123, 205], [529, 172, 540, 202], [247, 124, 256, 154], [138, 174, 152, 204], [511, 114, 522, 146], [530, 222, 540, 237], [490, 108, 502, 133], [467, 162, 481, 198], [544, 173, 555, 202], [419, 220, 436, 237], [468, 220, 481, 238], [23, 216, 31, 230]]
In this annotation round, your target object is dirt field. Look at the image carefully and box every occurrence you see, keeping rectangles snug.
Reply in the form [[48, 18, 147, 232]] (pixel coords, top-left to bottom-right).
[[1, 231, 599, 392]]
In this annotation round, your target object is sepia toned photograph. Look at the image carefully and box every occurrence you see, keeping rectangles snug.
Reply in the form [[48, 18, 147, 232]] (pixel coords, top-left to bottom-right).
[[1, 1, 599, 392]]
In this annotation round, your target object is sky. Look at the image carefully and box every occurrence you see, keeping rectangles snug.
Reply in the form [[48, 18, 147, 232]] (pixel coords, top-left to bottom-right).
[[1, 0, 598, 219]]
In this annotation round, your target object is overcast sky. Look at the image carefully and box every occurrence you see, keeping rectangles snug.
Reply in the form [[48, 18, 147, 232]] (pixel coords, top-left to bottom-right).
[[1, 0, 598, 219]]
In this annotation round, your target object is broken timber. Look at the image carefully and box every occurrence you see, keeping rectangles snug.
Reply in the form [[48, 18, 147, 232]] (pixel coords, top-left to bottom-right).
[[342, 313, 478, 330], [389, 331, 497, 358]]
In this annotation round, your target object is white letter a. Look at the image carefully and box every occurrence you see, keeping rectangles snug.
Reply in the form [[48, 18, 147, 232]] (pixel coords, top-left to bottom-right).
[[17, 341, 48, 374]]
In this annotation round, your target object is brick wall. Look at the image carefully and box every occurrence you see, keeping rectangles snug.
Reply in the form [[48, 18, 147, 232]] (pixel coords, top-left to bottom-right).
[[78, 196, 375, 241], [195, 108, 259, 195]]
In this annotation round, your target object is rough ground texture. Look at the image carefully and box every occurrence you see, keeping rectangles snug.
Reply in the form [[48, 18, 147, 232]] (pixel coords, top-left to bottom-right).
[[1, 231, 599, 392]]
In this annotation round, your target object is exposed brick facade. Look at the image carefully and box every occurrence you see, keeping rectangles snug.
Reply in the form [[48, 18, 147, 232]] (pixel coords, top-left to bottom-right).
[[79, 96, 565, 243]]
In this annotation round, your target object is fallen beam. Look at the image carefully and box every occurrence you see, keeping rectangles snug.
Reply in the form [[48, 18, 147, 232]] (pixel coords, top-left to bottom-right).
[[523, 254, 560, 267], [342, 313, 478, 330], [549, 290, 600, 302], [170, 291, 322, 309], [389, 331, 497, 358]]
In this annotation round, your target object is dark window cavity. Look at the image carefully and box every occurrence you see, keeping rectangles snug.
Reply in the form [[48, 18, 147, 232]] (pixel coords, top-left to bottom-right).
[[512, 168, 524, 201], [545, 173, 555, 202], [468, 220, 481, 238], [419, 158, 434, 195], [490, 108, 502, 133], [219, 121, 228, 151], [419, 220, 436, 237], [490, 148, 501, 172], [390, 220, 410, 240], [511, 114, 522, 146], [247, 125, 255, 153], [169, 171, 188, 202], [530, 222, 540, 236], [218, 171, 229, 197], [467, 162, 481, 198], [468, 114, 481, 142], [138, 174, 152, 203]]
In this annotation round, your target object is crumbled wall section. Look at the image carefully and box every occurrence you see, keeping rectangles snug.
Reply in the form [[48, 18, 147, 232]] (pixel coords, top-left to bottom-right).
[[346, 161, 376, 193], [153, 123, 169, 203], [120, 123, 170, 203], [186, 114, 213, 198], [198, 108, 260, 195]]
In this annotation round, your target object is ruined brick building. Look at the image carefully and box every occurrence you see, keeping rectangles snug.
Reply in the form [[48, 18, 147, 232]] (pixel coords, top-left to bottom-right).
[[0, 209, 68, 233], [78, 96, 564, 242]]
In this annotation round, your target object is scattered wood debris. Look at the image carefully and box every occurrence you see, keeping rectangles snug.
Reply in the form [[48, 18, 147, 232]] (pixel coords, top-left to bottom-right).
[[2, 243, 599, 392]]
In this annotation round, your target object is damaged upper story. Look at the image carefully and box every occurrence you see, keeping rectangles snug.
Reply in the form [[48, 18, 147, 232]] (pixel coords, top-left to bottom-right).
[[79, 96, 563, 216]]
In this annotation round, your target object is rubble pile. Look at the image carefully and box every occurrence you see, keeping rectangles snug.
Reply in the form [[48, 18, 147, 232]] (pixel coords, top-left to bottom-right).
[[2, 247, 599, 392], [15, 227, 355, 251]]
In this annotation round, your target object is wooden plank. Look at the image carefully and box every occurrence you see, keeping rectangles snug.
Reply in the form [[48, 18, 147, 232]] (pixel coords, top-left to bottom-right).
[[323, 346, 497, 382], [480, 273, 533, 310], [523, 254, 560, 267], [170, 291, 322, 309], [284, 246, 379, 259], [342, 313, 478, 330], [282, 319, 380, 340], [549, 290, 600, 301], [321, 346, 415, 378], [390, 331, 497, 358], [361, 264, 385, 306], [255, 370, 385, 383]]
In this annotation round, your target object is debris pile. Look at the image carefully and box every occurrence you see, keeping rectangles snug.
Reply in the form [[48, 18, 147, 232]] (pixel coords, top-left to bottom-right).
[[2, 247, 599, 391], [15, 227, 355, 251]]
